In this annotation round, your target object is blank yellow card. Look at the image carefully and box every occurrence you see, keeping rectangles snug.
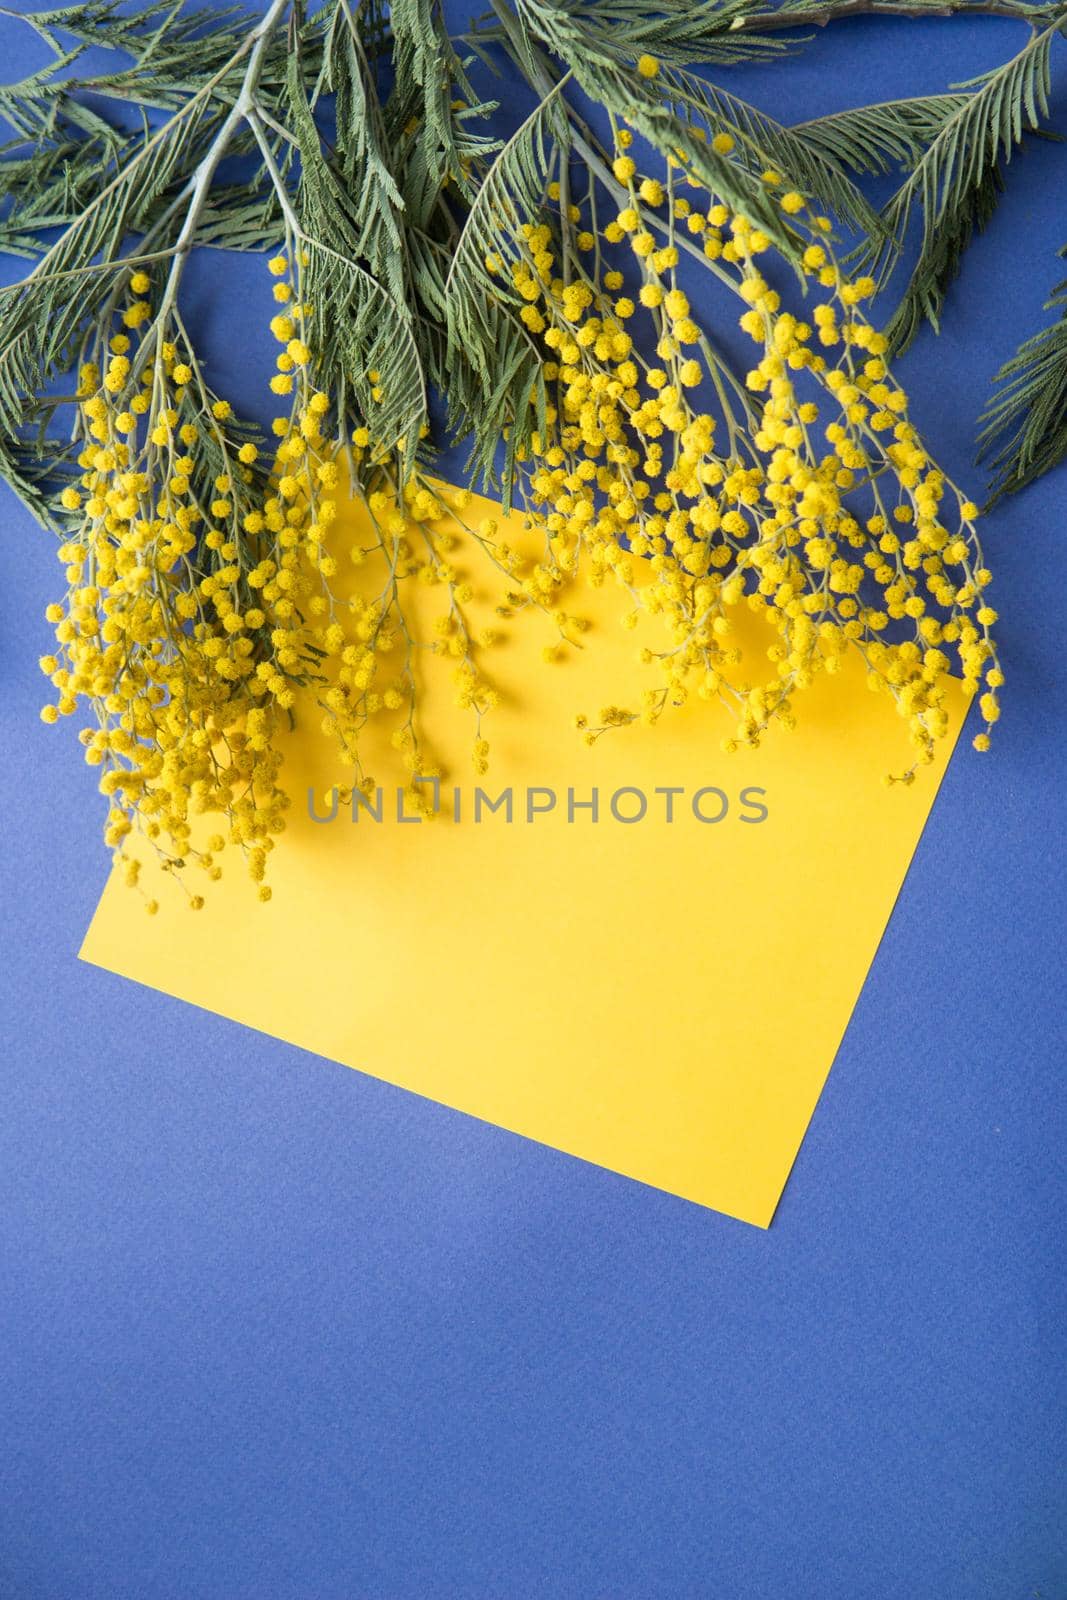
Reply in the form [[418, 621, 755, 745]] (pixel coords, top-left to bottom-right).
[[81, 482, 965, 1227]]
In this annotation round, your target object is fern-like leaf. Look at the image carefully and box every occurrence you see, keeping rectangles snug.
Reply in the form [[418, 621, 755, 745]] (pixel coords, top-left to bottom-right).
[[884, 160, 1004, 350], [473, 0, 805, 67], [312, 0, 406, 297], [0, 94, 223, 508], [863, 28, 1056, 346], [445, 79, 569, 335], [792, 94, 971, 176], [663, 65, 885, 240], [286, 47, 427, 457], [980, 245, 1067, 500], [442, 82, 563, 491], [388, 0, 498, 199], [512, 0, 804, 259]]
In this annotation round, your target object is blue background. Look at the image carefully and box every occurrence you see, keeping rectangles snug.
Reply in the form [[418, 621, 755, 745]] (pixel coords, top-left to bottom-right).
[[1, 4, 1065, 1595]]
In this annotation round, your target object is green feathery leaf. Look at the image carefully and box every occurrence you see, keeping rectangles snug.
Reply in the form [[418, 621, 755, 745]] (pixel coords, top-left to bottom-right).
[[311, 0, 406, 294], [0, 93, 223, 515], [980, 244, 1067, 500], [443, 80, 565, 487], [286, 44, 427, 458], [884, 160, 1004, 349], [862, 27, 1057, 347], [388, 0, 488, 195], [792, 93, 971, 176], [510, 0, 804, 260], [661, 65, 885, 240], [471, 0, 807, 66]]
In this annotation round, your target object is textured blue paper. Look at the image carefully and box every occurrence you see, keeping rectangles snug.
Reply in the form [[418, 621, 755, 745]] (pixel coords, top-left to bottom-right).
[[1, 4, 1065, 1596]]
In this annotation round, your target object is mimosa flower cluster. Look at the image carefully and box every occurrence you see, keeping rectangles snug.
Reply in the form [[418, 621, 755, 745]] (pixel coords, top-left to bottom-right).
[[37, 115, 1001, 910], [38, 262, 558, 908], [495, 127, 1002, 769]]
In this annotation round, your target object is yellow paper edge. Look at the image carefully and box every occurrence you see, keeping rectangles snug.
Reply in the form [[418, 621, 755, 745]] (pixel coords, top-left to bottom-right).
[[79, 481, 967, 1227]]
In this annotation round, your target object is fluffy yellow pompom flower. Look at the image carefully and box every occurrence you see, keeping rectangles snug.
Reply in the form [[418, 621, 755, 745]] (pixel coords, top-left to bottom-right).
[[34, 116, 1005, 919]]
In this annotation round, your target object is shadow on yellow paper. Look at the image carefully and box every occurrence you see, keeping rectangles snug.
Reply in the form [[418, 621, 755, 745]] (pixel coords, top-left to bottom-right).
[[80, 482, 965, 1227]]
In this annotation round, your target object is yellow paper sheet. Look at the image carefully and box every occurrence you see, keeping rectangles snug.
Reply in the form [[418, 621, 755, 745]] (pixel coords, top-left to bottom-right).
[[81, 482, 965, 1227]]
